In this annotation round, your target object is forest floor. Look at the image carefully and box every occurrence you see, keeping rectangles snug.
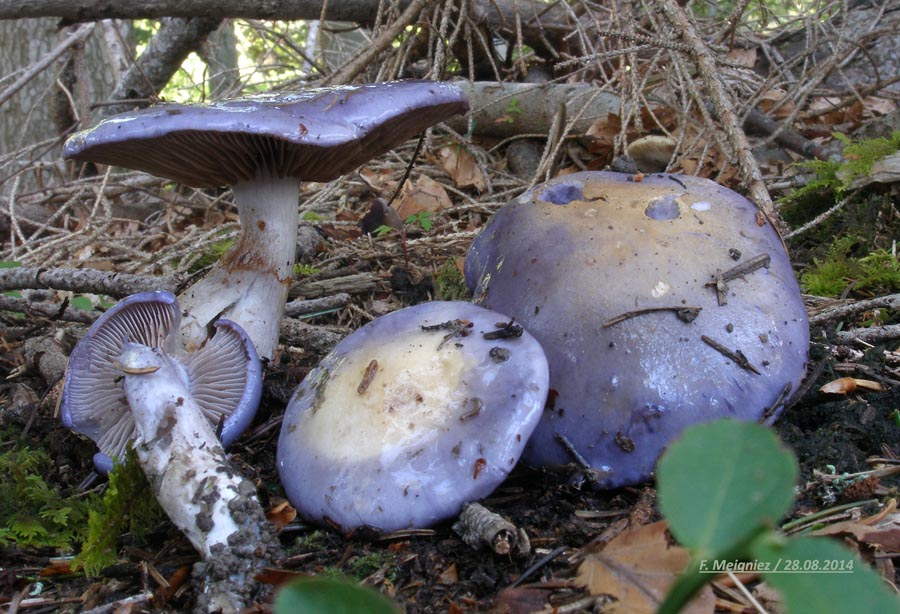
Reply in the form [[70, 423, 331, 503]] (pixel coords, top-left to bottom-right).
[[3, 119, 900, 614]]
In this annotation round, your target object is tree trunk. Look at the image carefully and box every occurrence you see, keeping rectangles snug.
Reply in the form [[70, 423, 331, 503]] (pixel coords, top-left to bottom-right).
[[0, 19, 121, 194]]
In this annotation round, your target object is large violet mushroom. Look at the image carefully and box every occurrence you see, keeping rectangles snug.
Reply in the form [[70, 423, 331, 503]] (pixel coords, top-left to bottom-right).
[[465, 171, 809, 488], [64, 81, 469, 361], [277, 301, 549, 532], [60, 291, 272, 613]]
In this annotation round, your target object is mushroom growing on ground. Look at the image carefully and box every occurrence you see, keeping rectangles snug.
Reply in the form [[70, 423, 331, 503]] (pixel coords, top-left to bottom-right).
[[64, 81, 469, 360], [60, 291, 273, 613], [60, 290, 262, 474], [465, 171, 809, 488], [277, 301, 549, 532]]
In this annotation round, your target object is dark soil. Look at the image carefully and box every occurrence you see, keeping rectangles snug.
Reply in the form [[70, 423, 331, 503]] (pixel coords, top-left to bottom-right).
[[3, 296, 900, 613]]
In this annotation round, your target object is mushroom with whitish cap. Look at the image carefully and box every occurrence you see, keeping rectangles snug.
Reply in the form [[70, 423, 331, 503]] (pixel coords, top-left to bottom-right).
[[60, 290, 272, 613], [63, 81, 469, 360], [465, 171, 809, 488], [277, 300, 549, 532]]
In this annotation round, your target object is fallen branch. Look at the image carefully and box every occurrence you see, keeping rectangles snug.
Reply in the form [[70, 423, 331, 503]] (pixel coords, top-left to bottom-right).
[[324, 0, 434, 85], [0, 266, 179, 296], [654, 0, 785, 233], [452, 502, 530, 557]]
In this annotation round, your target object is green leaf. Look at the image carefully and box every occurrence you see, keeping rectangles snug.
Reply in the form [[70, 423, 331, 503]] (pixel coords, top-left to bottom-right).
[[657, 419, 798, 556], [274, 577, 398, 614], [752, 535, 900, 614], [70, 296, 94, 311]]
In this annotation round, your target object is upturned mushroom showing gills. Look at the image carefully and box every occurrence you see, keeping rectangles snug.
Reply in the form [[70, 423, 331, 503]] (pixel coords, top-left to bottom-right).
[[465, 171, 809, 488], [60, 290, 262, 474], [60, 291, 273, 613], [64, 81, 469, 361], [277, 301, 549, 532]]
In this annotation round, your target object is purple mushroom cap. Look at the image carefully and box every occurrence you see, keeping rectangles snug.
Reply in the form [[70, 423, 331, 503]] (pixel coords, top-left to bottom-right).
[[276, 301, 549, 531], [63, 80, 470, 188], [63, 81, 469, 362], [465, 171, 809, 488], [61, 290, 262, 473]]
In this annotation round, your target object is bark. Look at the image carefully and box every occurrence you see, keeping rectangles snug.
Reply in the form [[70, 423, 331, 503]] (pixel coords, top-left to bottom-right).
[[0, 266, 179, 296], [98, 16, 221, 118], [446, 81, 622, 139], [198, 20, 239, 99], [0, 1, 575, 57]]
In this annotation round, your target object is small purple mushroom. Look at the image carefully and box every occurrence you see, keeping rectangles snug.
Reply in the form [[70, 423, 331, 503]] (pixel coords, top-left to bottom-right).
[[465, 171, 809, 488], [277, 301, 549, 531], [60, 291, 273, 612], [64, 81, 469, 360], [61, 290, 261, 473]]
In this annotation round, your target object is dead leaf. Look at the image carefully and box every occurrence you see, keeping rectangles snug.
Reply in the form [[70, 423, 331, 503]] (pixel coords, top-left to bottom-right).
[[758, 89, 795, 120], [359, 166, 399, 195], [819, 377, 885, 395], [727, 47, 757, 68], [266, 499, 297, 530], [490, 586, 548, 613], [437, 563, 459, 584], [395, 175, 453, 220], [575, 521, 715, 614], [436, 145, 487, 191], [814, 520, 900, 552]]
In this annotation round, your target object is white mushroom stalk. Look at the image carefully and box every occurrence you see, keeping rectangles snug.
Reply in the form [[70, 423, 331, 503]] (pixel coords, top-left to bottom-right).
[[117, 342, 277, 613], [178, 176, 300, 360], [60, 292, 272, 614], [62, 81, 470, 362]]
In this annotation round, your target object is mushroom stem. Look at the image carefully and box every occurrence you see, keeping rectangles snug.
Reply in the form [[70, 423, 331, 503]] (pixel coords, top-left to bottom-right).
[[118, 342, 277, 613], [178, 175, 300, 360]]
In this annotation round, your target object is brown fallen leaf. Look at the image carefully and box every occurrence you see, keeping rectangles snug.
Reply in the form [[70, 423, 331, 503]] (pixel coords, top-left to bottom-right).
[[395, 175, 453, 220], [435, 144, 487, 191], [266, 499, 297, 530], [574, 520, 715, 614], [818, 377, 885, 395]]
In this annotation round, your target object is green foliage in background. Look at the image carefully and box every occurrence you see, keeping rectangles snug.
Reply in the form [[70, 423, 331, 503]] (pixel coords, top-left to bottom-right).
[[274, 576, 398, 614], [657, 420, 900, 614], [782, 131, 900, 205], [0, 445, 95, 550], [75, 448, 163, 576], [800, 235, 900, 297]]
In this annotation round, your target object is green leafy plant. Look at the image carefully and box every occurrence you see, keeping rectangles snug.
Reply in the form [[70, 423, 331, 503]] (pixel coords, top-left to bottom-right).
[[293, 263, 320, 276], [404, 210, 433, 231], [800, 235, 900, 297], [274, 576, 397, 614], [782, 131, 900, 205], [0, 446, 95, 550], [497, 98, 522, 124], [75, 447, 163, 576], [657, 419, 900, 614]]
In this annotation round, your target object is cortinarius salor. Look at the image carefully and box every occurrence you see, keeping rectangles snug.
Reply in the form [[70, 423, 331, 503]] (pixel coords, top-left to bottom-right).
[[277, 301, 549, 531], [60, 291, 274, 613], [465, 171, 809, 487], [64, 81, 468, 360]]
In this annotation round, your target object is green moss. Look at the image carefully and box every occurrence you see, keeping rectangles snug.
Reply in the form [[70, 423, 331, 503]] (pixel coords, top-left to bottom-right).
[[293, 529, 331, 552], [179, 235, 236, 274], [781, 131, 900, 209], [293, 263, 320, 276], [0, 445, 96, 550], [801, 235, 900, 297], [75, 447, 163, 576], [434, 258, 469, 301]]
